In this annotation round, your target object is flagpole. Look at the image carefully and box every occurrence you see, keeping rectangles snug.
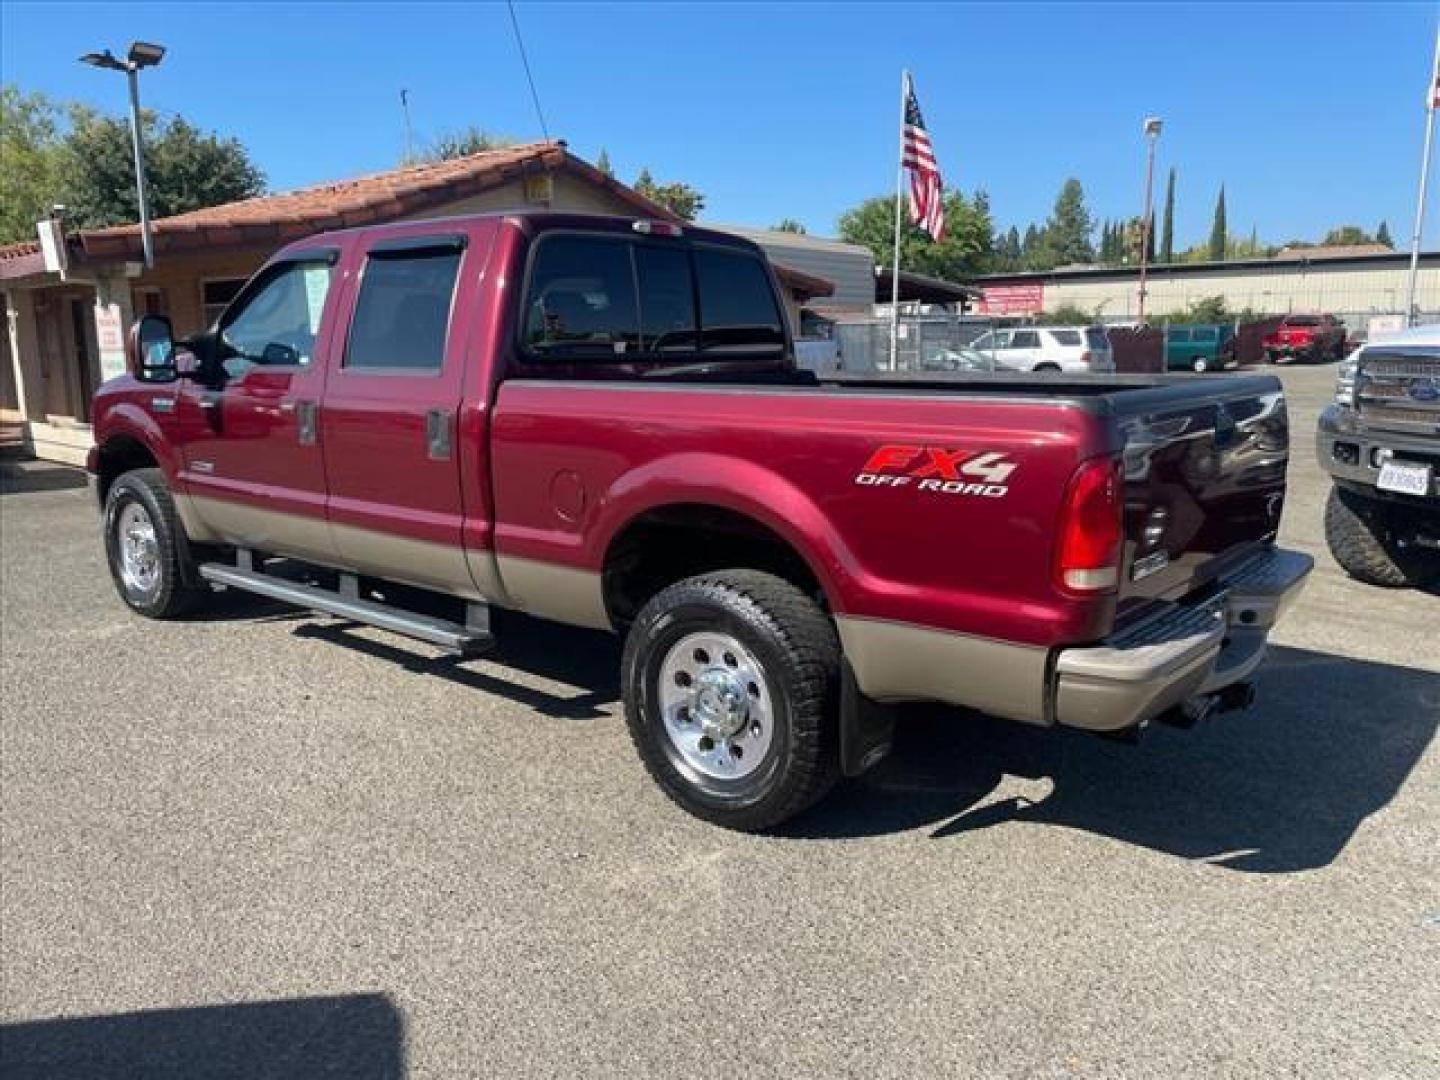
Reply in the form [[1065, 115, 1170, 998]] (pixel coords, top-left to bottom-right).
[[890, 69, 908, 371], [1406, 22, 1440, 325]]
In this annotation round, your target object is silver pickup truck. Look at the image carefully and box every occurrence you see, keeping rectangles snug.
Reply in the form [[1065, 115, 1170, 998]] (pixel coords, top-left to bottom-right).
[[1317, 324, 1440, 587]]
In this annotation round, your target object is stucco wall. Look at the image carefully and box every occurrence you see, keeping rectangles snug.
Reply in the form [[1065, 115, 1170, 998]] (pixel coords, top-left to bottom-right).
[[981, 261, 1440, 323]]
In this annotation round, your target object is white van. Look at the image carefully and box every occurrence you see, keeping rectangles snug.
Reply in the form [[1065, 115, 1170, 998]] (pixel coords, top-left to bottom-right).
[[971, 326, 1115, 374]]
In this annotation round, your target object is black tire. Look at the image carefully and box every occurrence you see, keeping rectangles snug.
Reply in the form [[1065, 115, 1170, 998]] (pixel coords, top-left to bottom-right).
[[103, 467, 206, 618], [1034, 362, 1062, 373], [1324, 485, 1436, 588], [622, 570, 840, 831]]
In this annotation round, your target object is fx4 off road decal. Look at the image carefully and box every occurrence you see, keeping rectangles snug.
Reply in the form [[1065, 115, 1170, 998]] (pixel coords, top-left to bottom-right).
[[855, 444, 1017, 498]]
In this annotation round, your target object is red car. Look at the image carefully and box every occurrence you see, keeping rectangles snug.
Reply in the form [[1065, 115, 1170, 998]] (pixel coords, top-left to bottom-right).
[[1263, 313, 1348, 364], [88, 212, 1311, 830]]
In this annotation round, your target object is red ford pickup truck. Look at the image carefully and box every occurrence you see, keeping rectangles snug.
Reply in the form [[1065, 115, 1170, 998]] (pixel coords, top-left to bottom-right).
[[89, 212, 1311, 830], [1262, 313, 1347, 364]]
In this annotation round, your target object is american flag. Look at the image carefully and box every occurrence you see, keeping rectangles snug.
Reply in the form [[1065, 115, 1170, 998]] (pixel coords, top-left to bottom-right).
[[902, 74, 945, 241]]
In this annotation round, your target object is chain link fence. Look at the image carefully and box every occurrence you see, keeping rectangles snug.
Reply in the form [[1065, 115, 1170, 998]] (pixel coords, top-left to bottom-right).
[[834, 314, 998, 372]]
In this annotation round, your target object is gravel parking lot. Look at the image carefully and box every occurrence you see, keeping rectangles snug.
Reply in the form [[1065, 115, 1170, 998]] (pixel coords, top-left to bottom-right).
[[2, 363, 1436, 1078]]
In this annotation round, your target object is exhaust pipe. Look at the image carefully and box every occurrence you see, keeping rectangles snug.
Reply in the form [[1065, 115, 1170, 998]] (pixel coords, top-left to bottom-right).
[[1216, 681, 1257, 714]]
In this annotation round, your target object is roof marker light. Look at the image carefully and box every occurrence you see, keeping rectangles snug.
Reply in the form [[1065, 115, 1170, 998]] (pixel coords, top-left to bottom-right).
[[633, 220, 683, 237]]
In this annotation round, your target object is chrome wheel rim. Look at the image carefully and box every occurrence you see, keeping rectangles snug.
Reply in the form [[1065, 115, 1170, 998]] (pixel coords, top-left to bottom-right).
[[658, 631, 773, 780], [116, 502, 161, 596]]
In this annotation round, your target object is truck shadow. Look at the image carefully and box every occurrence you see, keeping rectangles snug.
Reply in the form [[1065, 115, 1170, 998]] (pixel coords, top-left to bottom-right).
[[293, 611, 621, 721], [785, 645, 1439, 872], [0, 992, 403, 1080]]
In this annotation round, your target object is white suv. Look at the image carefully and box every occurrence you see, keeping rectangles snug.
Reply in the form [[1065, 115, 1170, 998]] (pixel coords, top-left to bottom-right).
[[971, 326, 1115, 374]]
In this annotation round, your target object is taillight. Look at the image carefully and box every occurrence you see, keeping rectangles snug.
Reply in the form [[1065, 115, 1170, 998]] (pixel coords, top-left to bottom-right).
[[1054, 456, 1124, 594], [633, 219, 683, 237], [1080, 350, 1092, 364]]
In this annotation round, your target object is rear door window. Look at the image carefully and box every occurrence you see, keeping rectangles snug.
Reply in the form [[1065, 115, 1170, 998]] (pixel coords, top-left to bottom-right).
[[1169, 328, 1192, 343], [1049, 329, 1082, 346], [1194, 327, 1218, 343], [694, 247, 784, 352], [345, 247, 462, 372], [1010, 330, 1041, 349]]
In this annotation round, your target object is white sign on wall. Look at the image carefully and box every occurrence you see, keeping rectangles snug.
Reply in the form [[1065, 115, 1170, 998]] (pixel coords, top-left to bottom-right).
[[95, 301, 127, 382]]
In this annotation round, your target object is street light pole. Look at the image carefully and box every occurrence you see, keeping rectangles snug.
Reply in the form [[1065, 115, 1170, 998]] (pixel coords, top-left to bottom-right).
[[1406, 23, 1440, 325], [80, 41, 166, 269], [1137, 116, 1163, 326], [125, 65, 154, 269]]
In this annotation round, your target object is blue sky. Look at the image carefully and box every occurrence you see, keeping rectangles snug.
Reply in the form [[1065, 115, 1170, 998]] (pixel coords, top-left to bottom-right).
[[2, 1, 1435, 249]]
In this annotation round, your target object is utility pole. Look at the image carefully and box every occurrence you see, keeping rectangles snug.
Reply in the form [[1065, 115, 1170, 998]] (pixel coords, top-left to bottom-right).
[[1137, 116, 1163, 325], [400, 88, 415, 163]]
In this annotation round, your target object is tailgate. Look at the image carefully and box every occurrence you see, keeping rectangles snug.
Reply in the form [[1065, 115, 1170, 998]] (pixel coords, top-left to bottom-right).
[[1111, 377, 1289, 609]]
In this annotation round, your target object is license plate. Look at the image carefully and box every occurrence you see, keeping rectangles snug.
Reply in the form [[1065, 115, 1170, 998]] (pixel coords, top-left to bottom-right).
[[1377, 460, 1433, 496]]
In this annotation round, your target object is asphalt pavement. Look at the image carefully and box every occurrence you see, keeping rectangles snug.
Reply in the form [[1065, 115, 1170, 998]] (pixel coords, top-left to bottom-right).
[[1, 362, 1436, 1078]]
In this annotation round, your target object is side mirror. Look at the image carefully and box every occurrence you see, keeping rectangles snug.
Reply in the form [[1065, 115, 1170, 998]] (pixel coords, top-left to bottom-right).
[[128, 315, 177, 383], [261, 341, 300, 367]]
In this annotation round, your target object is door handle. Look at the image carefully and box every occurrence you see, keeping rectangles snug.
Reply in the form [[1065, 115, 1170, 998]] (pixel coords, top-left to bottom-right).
[[425, 408, 453, 461], [295, 399, 318, 446]]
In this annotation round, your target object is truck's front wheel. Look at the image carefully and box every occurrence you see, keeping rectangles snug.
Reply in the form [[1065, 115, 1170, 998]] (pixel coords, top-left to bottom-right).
[[622, 570, 839, 831], [1324, 485, 1436, 588], [103, 468, 207, 618]]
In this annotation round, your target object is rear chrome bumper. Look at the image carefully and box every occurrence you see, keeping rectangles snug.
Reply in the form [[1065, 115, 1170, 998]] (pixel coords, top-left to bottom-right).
[[1052, 547, 1313, 733]]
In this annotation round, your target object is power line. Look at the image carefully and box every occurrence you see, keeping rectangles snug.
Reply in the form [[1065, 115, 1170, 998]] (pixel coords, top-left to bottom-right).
[[506, 0, 550, 142]]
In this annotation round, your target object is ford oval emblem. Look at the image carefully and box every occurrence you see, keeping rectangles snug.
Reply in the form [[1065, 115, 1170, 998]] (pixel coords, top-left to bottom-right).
[[1409, 378, 1440, 402]]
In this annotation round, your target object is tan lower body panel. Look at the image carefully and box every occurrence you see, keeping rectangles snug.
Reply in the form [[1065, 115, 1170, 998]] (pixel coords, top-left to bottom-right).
[[188, 495, 494, 602], [190, 494, 335, 566], [494, 554, 610, 630], [835, 615, 1050, 725], [184, 495, 602, 623]]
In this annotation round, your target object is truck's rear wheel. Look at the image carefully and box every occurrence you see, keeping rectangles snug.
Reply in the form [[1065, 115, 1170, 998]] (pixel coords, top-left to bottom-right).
[[103, 468, 206, 618], [621, 570, 839, 831], [1324, 485, 1436, 588]]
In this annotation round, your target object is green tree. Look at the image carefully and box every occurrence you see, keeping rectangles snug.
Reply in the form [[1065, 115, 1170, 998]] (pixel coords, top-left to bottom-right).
[[632, 167, 705, 221], [1208, 185, 1227, 261], [772, 218, 807, 233], [837, 188, 994, 282], [1039, 178, 1094, 266], [1042, 303, 1097, 325], [1021, 223, 1040, 266], [1321, 224, 1375, 246], [1002, 225, 1022, 264], [0, 85, 64, 242], [60, 105, 265, 229], [420, 126, 514, 162], [1160, 167, 1175, 263], [1376, 219, 1393, 248]]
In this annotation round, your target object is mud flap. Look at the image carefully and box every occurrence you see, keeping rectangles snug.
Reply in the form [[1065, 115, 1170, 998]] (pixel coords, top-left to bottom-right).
[[840, 659, 896, 776]]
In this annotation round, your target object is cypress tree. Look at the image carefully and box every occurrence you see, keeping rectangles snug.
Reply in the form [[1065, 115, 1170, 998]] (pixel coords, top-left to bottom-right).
[[1377, 220, 1393, 248], [1208, 185, 1227, 261]]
